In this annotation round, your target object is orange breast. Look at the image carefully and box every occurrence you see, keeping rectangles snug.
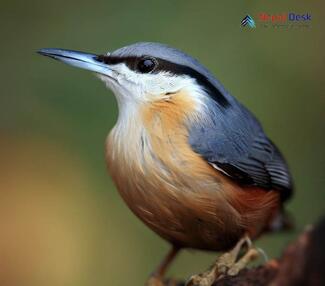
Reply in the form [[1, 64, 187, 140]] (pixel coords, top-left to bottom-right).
[[106, 91, 280, 250]]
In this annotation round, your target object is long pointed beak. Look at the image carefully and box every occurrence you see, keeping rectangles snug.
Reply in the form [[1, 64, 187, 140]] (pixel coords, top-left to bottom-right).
[[37, 48, 112, 76]]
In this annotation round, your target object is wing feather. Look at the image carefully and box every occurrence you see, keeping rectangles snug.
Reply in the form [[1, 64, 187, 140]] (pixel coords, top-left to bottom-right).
[[189, 100, 293, 201]]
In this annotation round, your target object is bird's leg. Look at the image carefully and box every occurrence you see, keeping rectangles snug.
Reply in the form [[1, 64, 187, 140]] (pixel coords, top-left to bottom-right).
[[227, 247, 259, 276], [146, 246, 180, 286], [186, 235, 260, 286]]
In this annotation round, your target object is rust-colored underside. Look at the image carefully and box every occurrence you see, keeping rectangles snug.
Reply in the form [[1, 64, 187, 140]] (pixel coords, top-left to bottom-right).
[[106, 91, 281, 251]]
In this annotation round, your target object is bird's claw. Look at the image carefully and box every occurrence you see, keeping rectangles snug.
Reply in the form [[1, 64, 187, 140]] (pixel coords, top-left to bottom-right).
[[186, 272, 216, 286], [186, 236, 261, 286]]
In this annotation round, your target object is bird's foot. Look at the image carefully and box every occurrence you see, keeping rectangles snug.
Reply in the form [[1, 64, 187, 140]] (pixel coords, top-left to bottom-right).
[[226, 247, 259, 276], [186, 235, 260, 286], [186, 270, 217, 286]]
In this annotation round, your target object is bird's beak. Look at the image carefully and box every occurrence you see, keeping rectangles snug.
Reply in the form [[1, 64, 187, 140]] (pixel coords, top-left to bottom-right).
[[38, 48, 112, 76]]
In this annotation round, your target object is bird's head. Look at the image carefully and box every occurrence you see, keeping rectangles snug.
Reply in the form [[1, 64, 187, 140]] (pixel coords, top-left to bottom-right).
[[38, 42, 230, 114]]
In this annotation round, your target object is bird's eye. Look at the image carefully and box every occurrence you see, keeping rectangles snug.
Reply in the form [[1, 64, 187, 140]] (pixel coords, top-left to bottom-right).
[[137, 57, 157, 73]]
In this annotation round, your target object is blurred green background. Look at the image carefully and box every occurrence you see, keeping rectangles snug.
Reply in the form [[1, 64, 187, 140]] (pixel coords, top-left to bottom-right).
[[0, 1, 324, 285]]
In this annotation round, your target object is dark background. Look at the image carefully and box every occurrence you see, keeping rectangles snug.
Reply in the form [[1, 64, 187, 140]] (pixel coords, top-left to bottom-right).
[[0, 1, 324, 285]]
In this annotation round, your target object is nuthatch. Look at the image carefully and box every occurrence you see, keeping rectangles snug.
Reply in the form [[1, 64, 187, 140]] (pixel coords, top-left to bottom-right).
[[38, 42, 293, 286]]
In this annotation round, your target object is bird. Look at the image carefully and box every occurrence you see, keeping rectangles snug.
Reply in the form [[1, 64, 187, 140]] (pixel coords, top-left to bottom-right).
[[38, 42, 293, 286]]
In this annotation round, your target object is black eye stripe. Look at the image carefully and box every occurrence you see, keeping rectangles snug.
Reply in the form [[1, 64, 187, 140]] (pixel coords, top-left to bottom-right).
[[95, 55, 230, 108], [96, 55, 138, 68]]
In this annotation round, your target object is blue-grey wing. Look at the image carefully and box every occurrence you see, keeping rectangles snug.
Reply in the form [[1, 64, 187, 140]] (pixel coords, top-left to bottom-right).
[[189, 101, 293, 201]]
